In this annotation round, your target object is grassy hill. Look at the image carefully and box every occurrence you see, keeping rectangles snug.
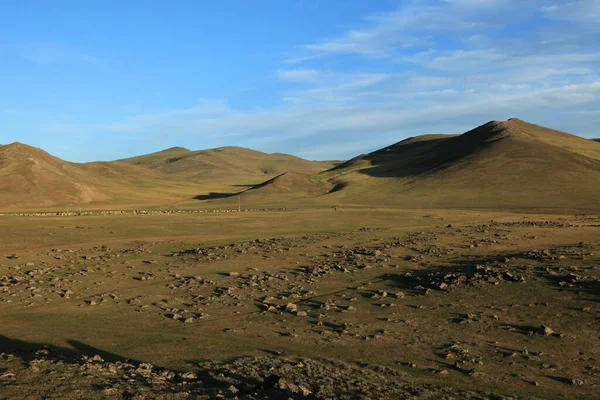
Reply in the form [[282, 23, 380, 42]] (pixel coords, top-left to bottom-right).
[[0, 143, 110, 207], [0, 143, 203, 210], [239, 171, 330, 201], [318, 119, 600, 210], [120, 146, 335, 184], [3, 119, 599, 211]]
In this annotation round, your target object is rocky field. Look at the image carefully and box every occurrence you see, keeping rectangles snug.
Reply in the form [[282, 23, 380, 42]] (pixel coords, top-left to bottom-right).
[[0, 209, 598, 399]]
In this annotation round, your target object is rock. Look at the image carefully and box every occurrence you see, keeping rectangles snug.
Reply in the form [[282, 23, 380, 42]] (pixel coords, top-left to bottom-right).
[[538, 325, 555, 336], [228, 385, 239, 393], [90, 355, 104, 363], [571, 378, 584, 386], [263, 373, 311, 396], [0, 372, 15, 380], [285, 303, 297, 313], [180, 371, 197, 380]]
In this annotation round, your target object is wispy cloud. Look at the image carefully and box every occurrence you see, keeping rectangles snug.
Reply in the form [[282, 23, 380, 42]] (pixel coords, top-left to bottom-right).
[[17, 0, 600, 161], [297, 0, 534, 59], [541, 0, 600, 24], [276, 68, 322, 82]]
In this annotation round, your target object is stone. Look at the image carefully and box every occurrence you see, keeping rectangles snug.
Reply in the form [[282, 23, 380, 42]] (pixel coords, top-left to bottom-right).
[[180, 371, 197, 380], [538, 325, 555, 336]]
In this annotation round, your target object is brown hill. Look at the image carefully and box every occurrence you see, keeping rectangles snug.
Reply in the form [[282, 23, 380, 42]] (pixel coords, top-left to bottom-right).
[[321, 119, 600, 210], [120, 146, 335, 183], [0, 143, 203, 209], [241, 171, 329, 200], [0, 143, 110, 207]]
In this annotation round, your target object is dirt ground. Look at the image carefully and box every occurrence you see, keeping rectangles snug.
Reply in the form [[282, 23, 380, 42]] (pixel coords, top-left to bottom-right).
[[0, 208, 598, 399]]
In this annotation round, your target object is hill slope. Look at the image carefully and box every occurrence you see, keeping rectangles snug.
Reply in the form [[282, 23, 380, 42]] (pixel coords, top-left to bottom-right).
[[0, 143, 203, 209], [120, 146, 335, 183], [322, 119, 600, 210], [0, 143, 110, 207], [240, 171, 330, 200]]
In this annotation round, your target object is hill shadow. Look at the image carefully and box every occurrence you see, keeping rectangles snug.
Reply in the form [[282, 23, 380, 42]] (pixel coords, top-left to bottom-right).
[[0, 334, 140, 365], [0, 334, 307, 398], [194, 192, 239, 201]]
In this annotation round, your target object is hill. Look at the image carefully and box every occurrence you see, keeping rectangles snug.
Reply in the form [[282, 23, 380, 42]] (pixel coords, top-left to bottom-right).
[[593, 138, 600, 142], [3, 120, 599, 211], [120, 146, 335, 183], [240, 171, 329, 200], [0, 143, 110, 207], [0, 143, 203, 209], [320, 118, 600, 210]]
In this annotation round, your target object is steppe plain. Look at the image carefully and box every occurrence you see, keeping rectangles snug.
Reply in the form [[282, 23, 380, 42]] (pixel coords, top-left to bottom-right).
[[0, 119, 599, 399]]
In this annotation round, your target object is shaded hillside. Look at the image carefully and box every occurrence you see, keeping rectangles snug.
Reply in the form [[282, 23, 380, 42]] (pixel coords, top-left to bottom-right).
[[121, 146, 335, 182], [593, 138, 600, 142], [323, 119, 600, 210]]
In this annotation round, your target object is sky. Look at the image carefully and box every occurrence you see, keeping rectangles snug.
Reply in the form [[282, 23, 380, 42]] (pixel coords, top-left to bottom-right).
[[1, 0, 599, 162]]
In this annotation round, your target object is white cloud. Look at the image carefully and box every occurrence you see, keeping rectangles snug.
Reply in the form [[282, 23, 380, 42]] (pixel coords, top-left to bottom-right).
[[22, 0, 600, 160], [45, 80, 597, 160], [297, 0, 536, 58], [541, 0, 600, 24], [276, 68, 322, 82]]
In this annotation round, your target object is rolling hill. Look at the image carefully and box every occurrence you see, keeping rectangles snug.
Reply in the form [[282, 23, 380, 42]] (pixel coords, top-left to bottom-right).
[[2, 119, 599, 211], [316, 118, 600, 210], [120, 146, 336, 183], [0, 143, 203, 209], [0, 142, 110, 207], [238, 171, 329, 202]]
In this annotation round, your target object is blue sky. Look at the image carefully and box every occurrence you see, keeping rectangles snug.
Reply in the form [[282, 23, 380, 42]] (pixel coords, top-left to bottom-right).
[[1, 0, 599, 161]]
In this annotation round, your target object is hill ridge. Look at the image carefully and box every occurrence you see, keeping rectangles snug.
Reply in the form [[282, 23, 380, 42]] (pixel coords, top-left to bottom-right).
[[120, 145, 336, 183], [320, 118, 600, 210]]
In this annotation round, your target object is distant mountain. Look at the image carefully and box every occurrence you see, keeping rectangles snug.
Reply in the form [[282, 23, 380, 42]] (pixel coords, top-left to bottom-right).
[[120, 146, 335, 183], [592, 138, 600, 142], [318, 118, 600, 210]]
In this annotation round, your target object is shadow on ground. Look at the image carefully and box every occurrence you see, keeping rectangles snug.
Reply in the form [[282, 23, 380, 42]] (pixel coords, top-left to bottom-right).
[[194, 192, 239, 201], [0, 335, 314, 399]]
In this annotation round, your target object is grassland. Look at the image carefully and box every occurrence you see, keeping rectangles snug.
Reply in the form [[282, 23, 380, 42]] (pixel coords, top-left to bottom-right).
[[0, 208, 598, 399], [1, 119, 599, 398]]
